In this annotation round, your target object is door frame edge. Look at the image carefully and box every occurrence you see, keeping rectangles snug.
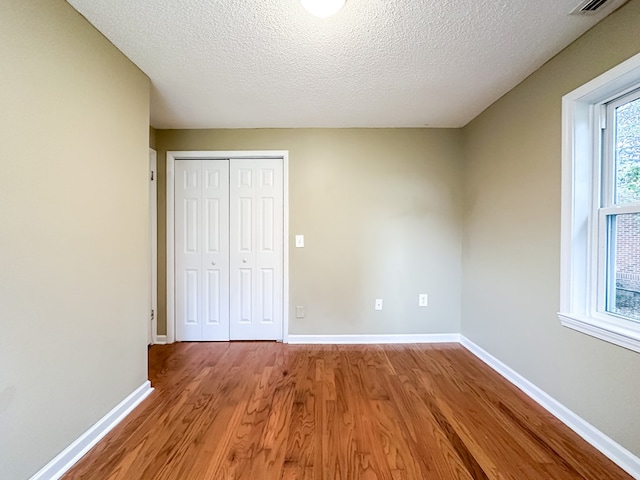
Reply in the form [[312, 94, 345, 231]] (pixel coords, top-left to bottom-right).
[[149, 148, 158, 345]]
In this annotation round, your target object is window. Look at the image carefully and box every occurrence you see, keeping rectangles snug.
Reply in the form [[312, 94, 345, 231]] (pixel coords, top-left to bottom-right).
[[560, 52, 640, 353], [601, 92, 640, 323]]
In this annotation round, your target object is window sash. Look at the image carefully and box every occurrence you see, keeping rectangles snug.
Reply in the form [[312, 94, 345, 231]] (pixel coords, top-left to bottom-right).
[[595, 91, 640, 321], [602, 89, 640, 208], [597, 208, 640, 316]]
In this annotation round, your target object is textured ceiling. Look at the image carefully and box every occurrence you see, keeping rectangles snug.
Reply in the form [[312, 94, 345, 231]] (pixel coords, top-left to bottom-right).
[[66, 0, 629, 129]]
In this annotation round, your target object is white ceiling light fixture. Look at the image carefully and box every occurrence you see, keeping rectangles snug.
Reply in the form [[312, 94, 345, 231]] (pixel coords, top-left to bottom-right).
[[300, 0, 346, 18]]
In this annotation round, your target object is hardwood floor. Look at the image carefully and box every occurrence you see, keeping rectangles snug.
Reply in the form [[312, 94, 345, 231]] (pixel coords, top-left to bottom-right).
[[64, 342, 632, 479]]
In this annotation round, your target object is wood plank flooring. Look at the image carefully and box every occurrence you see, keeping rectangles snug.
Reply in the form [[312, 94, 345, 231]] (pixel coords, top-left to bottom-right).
[[64, 342, 632, 479]]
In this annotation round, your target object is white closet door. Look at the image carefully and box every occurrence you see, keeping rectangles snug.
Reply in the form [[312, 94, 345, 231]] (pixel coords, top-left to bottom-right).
[[229, 158, 284, 340], [175, 160, 230, 341], [201, 161, 230, 339]]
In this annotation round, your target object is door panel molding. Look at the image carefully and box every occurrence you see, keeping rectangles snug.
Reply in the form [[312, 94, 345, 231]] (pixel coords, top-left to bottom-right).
[[166, 151, 289, 343], [175, 159, 230, 341], [229, 158, 283, 340]]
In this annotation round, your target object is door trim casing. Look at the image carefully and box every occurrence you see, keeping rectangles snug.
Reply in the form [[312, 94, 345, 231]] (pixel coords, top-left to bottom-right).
[[166, 151, 290, 344], [150, 149, 158, 344]]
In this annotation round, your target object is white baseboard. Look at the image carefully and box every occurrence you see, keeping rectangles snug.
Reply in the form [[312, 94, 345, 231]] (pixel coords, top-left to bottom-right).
[[153, 335, 167, 345], [286, 333, 460, 344], [459, 336, 640, 480], [30, 381, 153, 480]]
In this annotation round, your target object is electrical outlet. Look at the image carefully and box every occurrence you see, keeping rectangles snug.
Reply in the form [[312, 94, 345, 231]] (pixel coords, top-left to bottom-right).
[[295, 306, 305, 318], [375, 299, 383, 311], [418, 294, 428, 307]]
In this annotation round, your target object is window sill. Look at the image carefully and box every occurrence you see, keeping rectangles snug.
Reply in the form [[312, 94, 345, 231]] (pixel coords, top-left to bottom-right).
[[558, 312, 640, 354]]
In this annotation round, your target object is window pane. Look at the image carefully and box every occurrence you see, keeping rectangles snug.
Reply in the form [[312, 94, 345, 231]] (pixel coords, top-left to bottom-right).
[[615, 96, 640, 204], [607, 213, 640, 321]]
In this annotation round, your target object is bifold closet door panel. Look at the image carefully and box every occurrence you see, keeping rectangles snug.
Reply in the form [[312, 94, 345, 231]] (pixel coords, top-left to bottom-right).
[[175, 159, 230, 341], [229, 158, 284, 340], [201, 160, 230, 340]]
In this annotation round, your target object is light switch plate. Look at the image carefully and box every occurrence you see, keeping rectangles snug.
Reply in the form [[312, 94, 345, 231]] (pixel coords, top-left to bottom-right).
[[375, 299, 383, 310], [295, 306, 305, 318], [295, 235, 304, 248]]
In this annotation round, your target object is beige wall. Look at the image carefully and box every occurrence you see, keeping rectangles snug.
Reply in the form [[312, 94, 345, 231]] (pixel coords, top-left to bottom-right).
[[150, 126, 157, 149], [156, 129, 463, 337], [461, 0, 640, 457], [0, 1, 150, 478], [3, 0, 638, 475]]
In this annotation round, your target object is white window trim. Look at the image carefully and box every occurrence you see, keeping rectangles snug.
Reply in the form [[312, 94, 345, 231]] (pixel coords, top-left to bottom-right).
[[560, 51, 640, 353]]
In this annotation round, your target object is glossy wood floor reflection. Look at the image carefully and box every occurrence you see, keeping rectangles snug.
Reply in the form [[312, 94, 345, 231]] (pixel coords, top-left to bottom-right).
[[64, 343, 631, 480]]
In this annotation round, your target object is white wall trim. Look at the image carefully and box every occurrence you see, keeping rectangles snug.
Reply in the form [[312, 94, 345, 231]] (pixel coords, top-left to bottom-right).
[[30, 381, 153, 480], [166, 151, 290, 344], [559, 50, 640, 352], [459, 336, 640, 479], [559, 313, 640, 354], [149, 148, 158, 345], [286, 333, 461, 344], [282, 153, 290, 343], [153, 335, 167, 345], [167, 152, 176, 343]]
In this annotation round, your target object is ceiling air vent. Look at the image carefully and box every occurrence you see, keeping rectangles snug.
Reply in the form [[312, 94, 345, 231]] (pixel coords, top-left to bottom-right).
[[570, 0, 612, 14]]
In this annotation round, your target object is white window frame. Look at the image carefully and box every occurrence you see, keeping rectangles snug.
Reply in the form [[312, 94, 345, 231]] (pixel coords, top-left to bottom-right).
[[560, 51, 640, 353], [599, 90, 640, 319]]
